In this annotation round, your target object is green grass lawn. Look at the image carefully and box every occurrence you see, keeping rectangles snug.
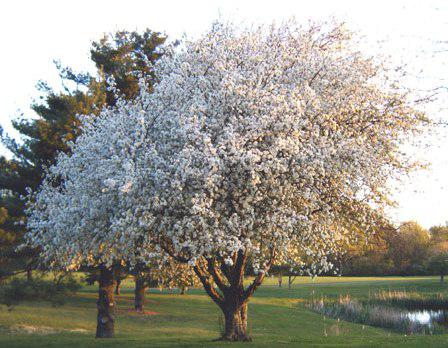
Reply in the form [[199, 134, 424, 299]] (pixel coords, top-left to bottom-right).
[[1, 276, 448, 347]]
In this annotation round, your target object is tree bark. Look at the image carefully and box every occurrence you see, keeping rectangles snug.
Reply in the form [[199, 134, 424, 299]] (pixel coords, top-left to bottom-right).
[[222, 302, 250, 341], [96, 266, 116, 338], [26, 269, 32, 282], [134, 276, 146, 312], [187, 249, 273, 342], [239, 302, 248, 335], [115, 278, 121, 295], [180, 286, 188, 295], [441, 274, 444, 283]]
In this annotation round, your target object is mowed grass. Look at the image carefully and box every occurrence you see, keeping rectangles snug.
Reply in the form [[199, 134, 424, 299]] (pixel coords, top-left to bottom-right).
[[1, 276, 448, 347]]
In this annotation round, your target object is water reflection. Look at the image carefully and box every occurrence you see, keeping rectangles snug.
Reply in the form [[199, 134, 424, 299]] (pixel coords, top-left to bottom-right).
[[406, 310, 448, 328]]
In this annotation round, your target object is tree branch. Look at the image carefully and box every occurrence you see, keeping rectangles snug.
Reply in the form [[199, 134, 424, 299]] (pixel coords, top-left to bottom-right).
[[232, 250, 247, 287], [243, 250, 275, 301], [193, 263, 224, 308], [206, 258, 229, 294]]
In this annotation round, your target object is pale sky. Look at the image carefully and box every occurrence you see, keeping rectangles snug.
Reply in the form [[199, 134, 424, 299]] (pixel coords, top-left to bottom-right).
[[0, 0, 447, 228]]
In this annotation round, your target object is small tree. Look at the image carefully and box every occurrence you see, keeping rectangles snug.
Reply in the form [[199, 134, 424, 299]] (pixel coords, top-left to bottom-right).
[[428, 252, 448, 282], [131, 258, 197, 312], [25, 92, 154, 338], [156, 258, 200, 295], [25, 81, 196, 336]]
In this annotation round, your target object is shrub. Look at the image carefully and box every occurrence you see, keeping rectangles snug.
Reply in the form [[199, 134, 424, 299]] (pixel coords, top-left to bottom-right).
[[0, 273, 81, 308]]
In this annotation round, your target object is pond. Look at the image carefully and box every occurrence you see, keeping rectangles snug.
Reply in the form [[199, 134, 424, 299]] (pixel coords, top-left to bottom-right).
[[406, 310, 448, 328], [307, 296, 448, 334]]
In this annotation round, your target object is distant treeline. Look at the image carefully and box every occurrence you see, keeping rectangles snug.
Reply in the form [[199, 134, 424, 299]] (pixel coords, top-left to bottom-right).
[[340, 222, 448, 277], [270, 221, 448, 283]]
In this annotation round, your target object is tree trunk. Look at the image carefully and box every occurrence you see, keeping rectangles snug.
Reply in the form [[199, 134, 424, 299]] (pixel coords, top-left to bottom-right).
[[239, 302, 248, 334], [26, 269, 32, 282], [96, 266, 116, 338], [180, 286, 188, 295], [288, 275, 292, 290], [192, 251, 270, 342], [441, 274, 444, 283], [115, 278, 121, 295], [134, 276, 146, 312], [222, 301, 250, 341]]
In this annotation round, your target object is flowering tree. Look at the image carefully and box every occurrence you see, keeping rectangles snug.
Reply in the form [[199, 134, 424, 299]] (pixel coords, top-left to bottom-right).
[[25, 84, 196, 337], [130, 256, 198, 311], [116, 20, 428, 341], [27, 19, 428, 342], [154, 258, 200, 295], [25, 91, 148, 337]]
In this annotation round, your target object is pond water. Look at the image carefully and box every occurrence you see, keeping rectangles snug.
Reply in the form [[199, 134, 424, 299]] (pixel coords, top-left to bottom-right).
[[406, 310, 448, 328]]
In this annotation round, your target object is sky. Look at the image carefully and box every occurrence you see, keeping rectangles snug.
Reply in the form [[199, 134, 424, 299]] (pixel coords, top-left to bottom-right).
[[0, 0, 447, 228]]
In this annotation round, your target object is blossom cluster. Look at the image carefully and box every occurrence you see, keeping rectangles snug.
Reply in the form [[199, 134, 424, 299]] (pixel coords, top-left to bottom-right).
[[26, 20, 427, 274]]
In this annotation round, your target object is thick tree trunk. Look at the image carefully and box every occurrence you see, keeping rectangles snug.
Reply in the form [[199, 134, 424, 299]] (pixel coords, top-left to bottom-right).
[[180, 286, 188, 295], [192, 250, 271, 342], [221, 301, 250, 341], [26, 269, 32, 282], [115, 278, 121, 295], [96, 266, 116, 338], [134, 276, 146, 312]]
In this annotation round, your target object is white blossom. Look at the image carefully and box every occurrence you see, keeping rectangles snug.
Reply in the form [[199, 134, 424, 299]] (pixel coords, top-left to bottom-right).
[[26, 19, 428, 280]]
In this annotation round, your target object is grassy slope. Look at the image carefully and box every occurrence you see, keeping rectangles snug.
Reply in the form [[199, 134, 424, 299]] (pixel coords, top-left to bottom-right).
[[1, 276, 448, 347]]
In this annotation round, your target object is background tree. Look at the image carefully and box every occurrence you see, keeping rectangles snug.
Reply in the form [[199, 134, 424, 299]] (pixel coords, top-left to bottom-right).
[[427, 225, 448, 282], [156, 259, 200, 295], [132, 258, 198, 312], [271, 262, 303, 290], [428, 251, 448, 282], [91, 30, 166, 104], [388, 221, 430, 275], [429, 225, 448, 246], [341, 226, 396, 276]]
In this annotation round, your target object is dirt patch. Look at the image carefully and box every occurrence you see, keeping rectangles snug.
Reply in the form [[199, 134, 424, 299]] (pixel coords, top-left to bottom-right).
[[10, 325, 57, 335], [116, 297, 159, 305], [67, 328, 89, 333], [10, 324, 89, 335], [126, 309, 159, 315]]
